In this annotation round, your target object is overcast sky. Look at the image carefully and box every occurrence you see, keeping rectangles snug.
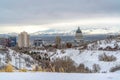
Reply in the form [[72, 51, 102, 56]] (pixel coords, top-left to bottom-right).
[[0, 0, 120, 33]]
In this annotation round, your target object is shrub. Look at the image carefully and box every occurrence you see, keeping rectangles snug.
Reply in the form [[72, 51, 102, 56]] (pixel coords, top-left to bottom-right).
[[77, 64, 91, 73], [33, 66, 43, 72], [5, 54, 12, 63], [99, 53, 116, 62], [92, 64, 101, 73], [59, 67, 64, 72], [5, 63, 13, 72], [66, 43, 72, 48], [51, 57, 76, 72], [0, 69, 5, 72], [19, 68, 27, 72], [110, 65, 120, 72], [61, 49, 65, 54]]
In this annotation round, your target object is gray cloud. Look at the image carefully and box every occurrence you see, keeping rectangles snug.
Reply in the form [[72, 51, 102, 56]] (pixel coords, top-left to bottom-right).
[[0, 0, 120, 25]]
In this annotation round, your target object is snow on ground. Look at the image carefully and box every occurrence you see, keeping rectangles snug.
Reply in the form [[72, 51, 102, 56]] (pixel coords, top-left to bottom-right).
[[87, 39, 120, 50], [1, 38, 120, 72], [51, 39, 120, 72], [0, 72, 119, 80], [51, 49, 120, 72], [0, 49, 35, 70]]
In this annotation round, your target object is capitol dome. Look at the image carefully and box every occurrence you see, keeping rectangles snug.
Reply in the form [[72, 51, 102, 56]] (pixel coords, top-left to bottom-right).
[[76, 27, 82, 33], [74, 27, 84, 45]]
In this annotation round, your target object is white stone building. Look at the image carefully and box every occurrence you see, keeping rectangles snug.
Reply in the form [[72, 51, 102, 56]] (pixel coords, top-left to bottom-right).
[[74, 27, 84, 45]]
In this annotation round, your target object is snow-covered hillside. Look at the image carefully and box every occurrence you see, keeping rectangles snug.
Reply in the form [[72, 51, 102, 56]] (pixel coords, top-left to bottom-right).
[[1, 38, 120, 73], [87, 39, 120, 50], [51, 38, 120, 73], [0, 49, 35, 70]]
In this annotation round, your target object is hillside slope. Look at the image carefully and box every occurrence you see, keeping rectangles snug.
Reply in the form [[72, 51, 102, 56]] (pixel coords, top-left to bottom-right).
[[51, 38, 120, 73], [0, 49, 35, 70], [0, 38, 120, 72]]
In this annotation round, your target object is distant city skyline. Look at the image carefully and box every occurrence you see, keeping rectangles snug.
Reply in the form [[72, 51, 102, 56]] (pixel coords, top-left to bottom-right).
[[0, 0, 120, 34]]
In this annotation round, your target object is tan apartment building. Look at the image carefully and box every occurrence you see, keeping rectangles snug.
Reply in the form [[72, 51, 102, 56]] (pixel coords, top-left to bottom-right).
[[18, 31, 30, 48]]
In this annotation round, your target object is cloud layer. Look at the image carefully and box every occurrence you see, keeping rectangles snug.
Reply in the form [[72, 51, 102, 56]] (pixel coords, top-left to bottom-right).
[[0, 0, 120, 25], [0, 0, 120, 33]]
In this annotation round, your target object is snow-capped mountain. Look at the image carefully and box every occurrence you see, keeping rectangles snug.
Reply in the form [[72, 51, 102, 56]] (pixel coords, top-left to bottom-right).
[[0, 26, 120, 37], [30, 27, 120, 36], [7, 32, 18, 36], [30, 29, 76, 36], [0, 33, 18, 38]]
